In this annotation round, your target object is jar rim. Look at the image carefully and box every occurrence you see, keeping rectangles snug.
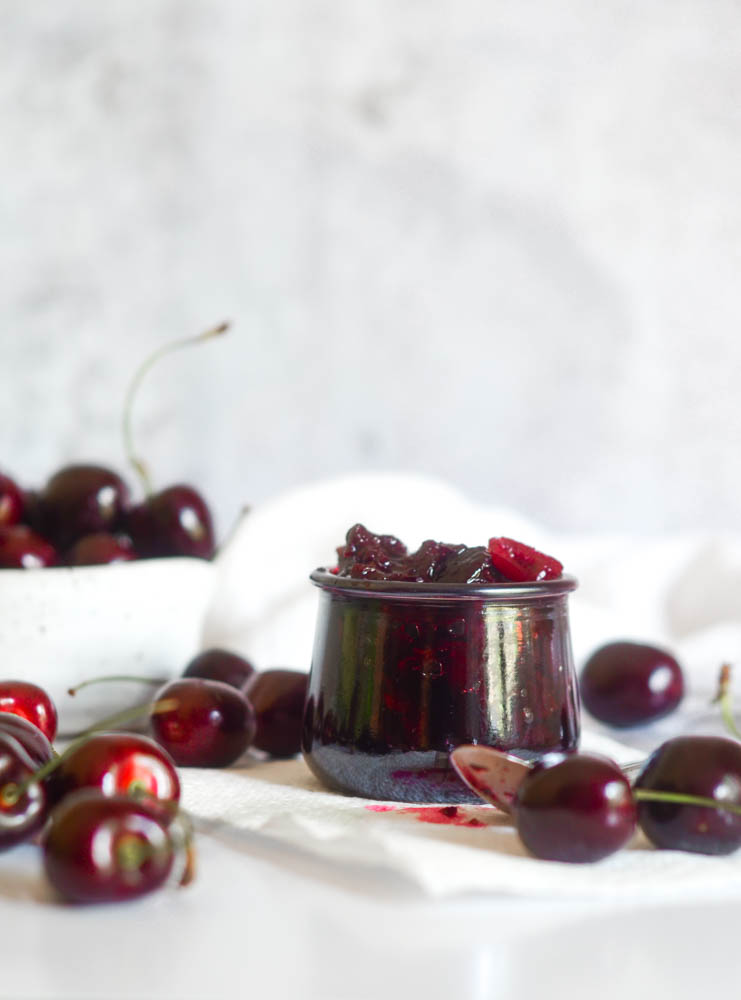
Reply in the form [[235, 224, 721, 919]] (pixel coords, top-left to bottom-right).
[[310, 568, 578, 601]]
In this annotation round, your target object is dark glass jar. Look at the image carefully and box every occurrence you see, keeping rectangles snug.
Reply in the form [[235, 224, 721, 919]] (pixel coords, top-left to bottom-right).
[[302, 571, 580, 802]]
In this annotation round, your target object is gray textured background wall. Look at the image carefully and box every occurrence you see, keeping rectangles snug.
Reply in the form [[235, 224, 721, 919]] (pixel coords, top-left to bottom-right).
[[2, 1, 740, 537]]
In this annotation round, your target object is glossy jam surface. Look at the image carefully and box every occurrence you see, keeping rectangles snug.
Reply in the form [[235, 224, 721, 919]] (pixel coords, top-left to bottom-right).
[[303, 574, 579, 802], [336, 524, 507, 583], [335, 523, 563, 584]]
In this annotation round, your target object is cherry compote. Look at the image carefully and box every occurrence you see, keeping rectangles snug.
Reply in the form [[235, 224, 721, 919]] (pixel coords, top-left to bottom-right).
[[305, 526, 578, 802], [150, 678, 256, 767], [513, 753, 637, 862], [580, 641, 684, 727], [488, 537, 563, 583], [335, 524, 509, 583], [634, 736, 741, 855], [43, 790, 176, 903]]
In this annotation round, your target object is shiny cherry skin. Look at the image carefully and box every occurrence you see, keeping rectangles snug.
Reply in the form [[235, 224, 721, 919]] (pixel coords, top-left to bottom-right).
[[634, 736, 741, 855], [150, 678, 255, 767], [514, 753, 637, 862], [0, 680, 58, 741], [0, 714, 54, 768], [0, 732, 49, 851], [40, 464, 130, 550], [245, 669, 308, 757], [47, 732, 180, 809], [0, 474, 24, 528], [43, 790, 175, 903], [580, 641, 684, 727], [0, 525, 57, 568], [127, 485, 215, 560], [183, 648, 256, 689], [66, 532, 136, 566]]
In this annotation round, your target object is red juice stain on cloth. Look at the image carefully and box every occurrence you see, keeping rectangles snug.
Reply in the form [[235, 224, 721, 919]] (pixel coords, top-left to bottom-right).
[[365, 804, 488, 828]]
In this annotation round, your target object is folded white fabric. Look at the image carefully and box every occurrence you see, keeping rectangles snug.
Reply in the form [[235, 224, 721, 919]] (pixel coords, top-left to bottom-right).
[[193, 473, 741, 899], [180, 732, 741, 902]]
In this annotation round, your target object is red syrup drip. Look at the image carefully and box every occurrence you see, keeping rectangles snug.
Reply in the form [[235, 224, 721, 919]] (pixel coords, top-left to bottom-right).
[[455, 759, 517, 806], [365, 804, 488, 828]]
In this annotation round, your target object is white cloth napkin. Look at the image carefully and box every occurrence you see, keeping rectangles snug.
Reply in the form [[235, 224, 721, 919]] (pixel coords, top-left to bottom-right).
[[191, 473, 741, 899], [180, 739, 741, 902]]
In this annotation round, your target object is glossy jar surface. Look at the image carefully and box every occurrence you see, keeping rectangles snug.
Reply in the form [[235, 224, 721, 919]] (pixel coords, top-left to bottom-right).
[[302, 571, 580, 802]]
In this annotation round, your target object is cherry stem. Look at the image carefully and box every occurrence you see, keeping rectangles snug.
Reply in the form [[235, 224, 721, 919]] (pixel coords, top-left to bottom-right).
[[126, 788, 196, 887], [168, 808, 196, 887], [712, 663, 741, 741], [116, 834, 155, 872], [634, 788, 741, 817], [68, 675, 168, 696], [214, 504, 251, 560], [122, 321, 231, 496], [1, 697, 178, 805]]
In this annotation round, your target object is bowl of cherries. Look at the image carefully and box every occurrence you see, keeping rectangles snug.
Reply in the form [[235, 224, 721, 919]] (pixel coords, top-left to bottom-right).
[[0, 326, 233, 734]]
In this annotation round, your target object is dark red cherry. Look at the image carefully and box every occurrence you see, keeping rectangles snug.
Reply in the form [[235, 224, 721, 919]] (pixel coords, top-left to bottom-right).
[[580, 641, 684, 727], [0, 525, 57, 568], [0, 680, 58, 741], [244, 670, 308, 757], [47, 732, 180, 808], [20, 490, 46, 535], [514, 753, 637, 862], [43, 790, 176, 903], [0, 474, 24, 528], [634, 736, 741, 855], [128, 485, 215, 560], [0, 732, 49, 850], [150, 678, 255, 767], [183, 648, 256, 689], [0, 714, 54, 768], [66, 532, 136, 566], [40, 464, 130, 550], [488, 537, 563, 582]]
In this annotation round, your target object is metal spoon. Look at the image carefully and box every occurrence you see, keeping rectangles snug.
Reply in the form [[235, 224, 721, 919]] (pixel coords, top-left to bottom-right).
[[449, 745, 531, 813], [450, 745, 647, 813]]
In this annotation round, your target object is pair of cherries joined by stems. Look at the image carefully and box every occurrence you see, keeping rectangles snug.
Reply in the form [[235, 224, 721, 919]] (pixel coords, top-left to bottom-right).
[[0, 323, 230, 569], [0, 651, 308, 902], [0, 690, 188, 902]]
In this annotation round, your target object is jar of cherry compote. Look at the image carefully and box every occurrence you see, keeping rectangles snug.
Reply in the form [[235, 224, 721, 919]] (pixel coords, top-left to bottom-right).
[[302, 571, 580, 802]]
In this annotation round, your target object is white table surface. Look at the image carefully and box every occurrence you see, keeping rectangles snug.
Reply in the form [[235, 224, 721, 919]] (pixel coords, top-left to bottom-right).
[[2, 785, 739, 1000]]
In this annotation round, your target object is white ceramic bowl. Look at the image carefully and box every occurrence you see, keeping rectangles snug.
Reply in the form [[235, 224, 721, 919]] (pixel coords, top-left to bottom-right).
[[0, 557, 216, 735]]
